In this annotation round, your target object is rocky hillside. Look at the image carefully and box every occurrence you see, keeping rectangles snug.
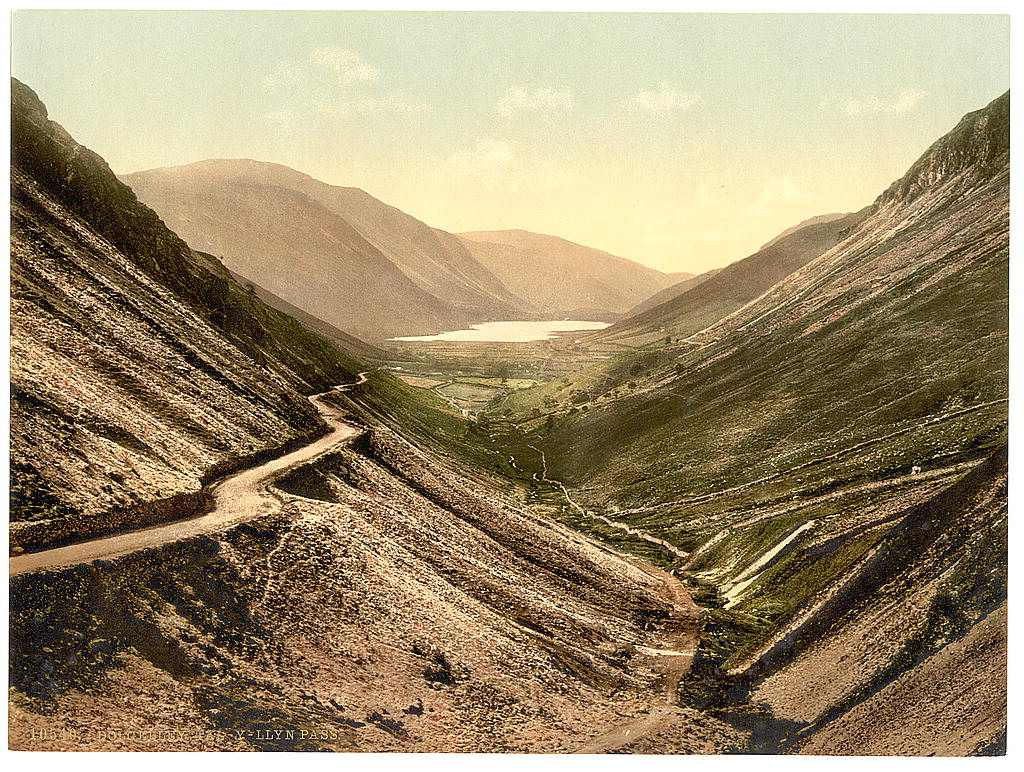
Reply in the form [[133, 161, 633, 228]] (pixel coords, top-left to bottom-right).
[[877, 91, 1009, 206], [10, 79, 368, 550], [746, 447, 1006, 755], [458, 229, 686, 318], [8, 73, 1008, 755], [9, 77, 733, 754], [121, 160, 527, 340], [8, 412, 727, 751]]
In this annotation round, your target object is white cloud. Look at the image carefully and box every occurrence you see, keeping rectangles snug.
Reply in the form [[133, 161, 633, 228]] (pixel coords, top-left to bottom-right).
[[445, 139, 571, 194], [263, 47, 429, 125], [496, 86, 574, 117], [623, 84, 701, 117], [751, 176, 807, 217], [309, 47, 379, 86], [448, 138, 515, 170], [823, 88, 926, 116]]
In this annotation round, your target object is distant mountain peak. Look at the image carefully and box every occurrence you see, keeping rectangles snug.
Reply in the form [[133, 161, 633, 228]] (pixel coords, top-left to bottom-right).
[[456, 229, 680, 316], [121, 159, 527, 338]]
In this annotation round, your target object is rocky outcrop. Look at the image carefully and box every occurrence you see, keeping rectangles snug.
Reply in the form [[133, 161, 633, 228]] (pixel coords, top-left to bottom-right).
[[878, 91, 1009, 206]]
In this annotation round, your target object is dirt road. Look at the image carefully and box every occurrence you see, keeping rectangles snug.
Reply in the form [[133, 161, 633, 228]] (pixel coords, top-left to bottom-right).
[[9, 377, 368, 577], [519, 444, 700, 753], [576, 561, 699, 753]]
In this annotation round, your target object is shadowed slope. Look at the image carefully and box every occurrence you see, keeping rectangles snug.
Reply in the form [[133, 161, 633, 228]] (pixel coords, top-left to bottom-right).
[[621, 267, 723, 319], [593, 209, 870, 346]]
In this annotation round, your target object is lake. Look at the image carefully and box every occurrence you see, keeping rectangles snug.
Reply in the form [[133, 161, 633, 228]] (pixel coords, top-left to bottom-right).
[[391, 320, 611, 343]]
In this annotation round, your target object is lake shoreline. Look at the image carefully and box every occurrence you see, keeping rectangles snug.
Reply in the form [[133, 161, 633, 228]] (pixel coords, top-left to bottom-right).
[[390, 319, 611, 343]]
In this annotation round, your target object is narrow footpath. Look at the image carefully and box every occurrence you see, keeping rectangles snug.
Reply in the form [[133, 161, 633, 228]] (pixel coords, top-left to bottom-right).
[[576, 559, 699, 753]]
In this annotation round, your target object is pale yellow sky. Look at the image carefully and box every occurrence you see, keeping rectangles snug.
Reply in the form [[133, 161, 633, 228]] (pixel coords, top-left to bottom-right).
[[12, 11, 1010, 273]]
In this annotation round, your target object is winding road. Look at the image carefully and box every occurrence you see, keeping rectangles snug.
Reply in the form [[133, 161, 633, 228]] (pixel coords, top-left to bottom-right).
[[9, 374, 370, 577], [13, 366, 701, 752]]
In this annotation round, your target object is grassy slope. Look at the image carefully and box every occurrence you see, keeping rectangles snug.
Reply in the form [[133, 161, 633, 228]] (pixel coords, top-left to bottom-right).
[[225, 265, 387, 366], [499, 95, 1008, 507], [594, 208, 870, 344], [336, 371, 520, 480], [485, 94, 1009, 685]]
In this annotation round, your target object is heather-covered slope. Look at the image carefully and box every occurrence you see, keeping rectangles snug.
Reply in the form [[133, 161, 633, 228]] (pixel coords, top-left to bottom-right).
[[9, 426, 706, 751], [458, 229, 684, 317], [121, 160, 527, 338], [10, 79, 367, 549]]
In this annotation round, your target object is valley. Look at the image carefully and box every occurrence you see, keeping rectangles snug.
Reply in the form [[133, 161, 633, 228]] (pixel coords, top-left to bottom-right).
[[7, 66, 1008, 758]]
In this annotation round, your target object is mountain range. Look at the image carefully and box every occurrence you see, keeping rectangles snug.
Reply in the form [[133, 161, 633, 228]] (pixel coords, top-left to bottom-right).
[[457, 229, 692, 319], [122, 161, 683, 339], [509, 90, 1008, 503], [8, 77, 709, 752], [494, 90, 1008, 754]]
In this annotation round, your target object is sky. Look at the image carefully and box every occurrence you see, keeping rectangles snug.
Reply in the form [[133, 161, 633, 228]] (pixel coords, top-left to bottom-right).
[[10, 11, 1010, 274]]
